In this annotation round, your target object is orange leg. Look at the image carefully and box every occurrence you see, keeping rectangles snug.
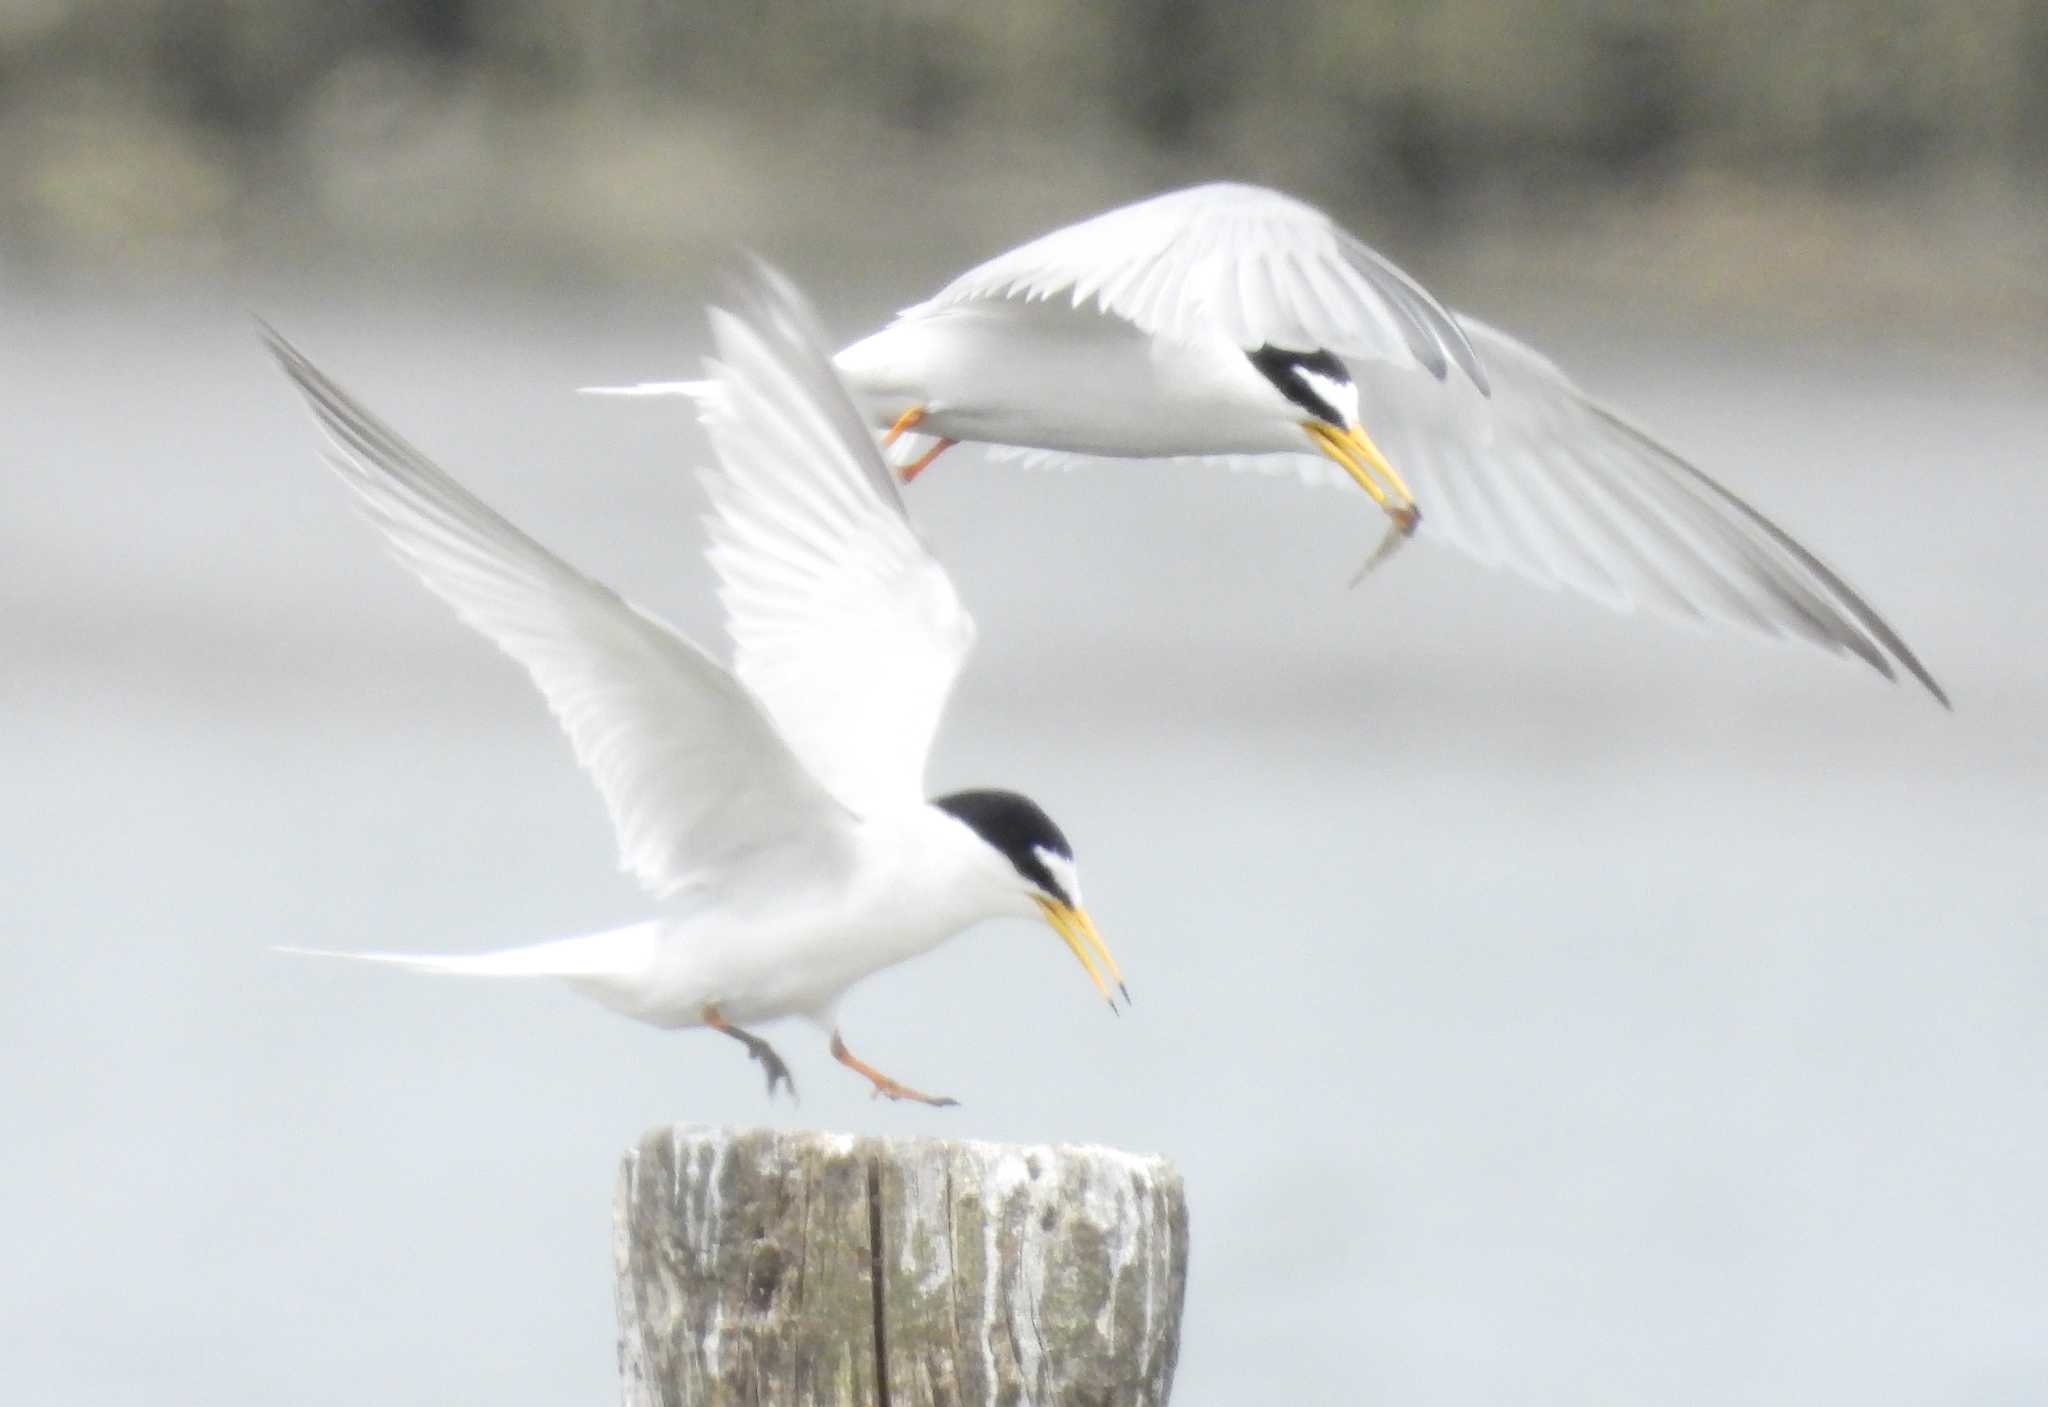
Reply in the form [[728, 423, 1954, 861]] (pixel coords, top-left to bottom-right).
[[881, 406, 925, 446], [897, 437, 958, 484], [830, 1030, 958, 1107], [880, 406, 957, 484], [703, 1004, 795, 1100]]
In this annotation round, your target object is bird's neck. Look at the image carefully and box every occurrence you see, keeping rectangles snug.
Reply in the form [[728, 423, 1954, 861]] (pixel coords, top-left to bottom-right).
[[880, 805, 1034, 934]]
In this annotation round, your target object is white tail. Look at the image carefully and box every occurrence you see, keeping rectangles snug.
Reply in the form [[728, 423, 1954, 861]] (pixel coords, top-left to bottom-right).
[[583, 369, 942, 477], [577, 379, 720, 403], [274, 922, 661, 981]]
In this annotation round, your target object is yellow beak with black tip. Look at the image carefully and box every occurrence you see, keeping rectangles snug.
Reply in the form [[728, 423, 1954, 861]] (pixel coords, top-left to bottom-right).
[[1304, 420, 1420, 537], [1034, 896, 1128, 1011]]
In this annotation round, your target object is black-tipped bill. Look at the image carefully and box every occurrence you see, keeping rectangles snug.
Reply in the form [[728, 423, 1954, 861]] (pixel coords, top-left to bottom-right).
[[1034, 897, 1128, 1012], [1305, 419, 1423, 578], [1304, 420, 1420, 536]]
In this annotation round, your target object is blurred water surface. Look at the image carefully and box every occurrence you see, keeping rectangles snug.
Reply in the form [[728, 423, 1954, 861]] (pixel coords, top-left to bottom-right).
[[2, 276, 2044, 1405]]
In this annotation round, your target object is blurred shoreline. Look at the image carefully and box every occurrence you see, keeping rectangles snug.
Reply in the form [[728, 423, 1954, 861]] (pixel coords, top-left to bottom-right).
[[2, 4, 2043, 340]]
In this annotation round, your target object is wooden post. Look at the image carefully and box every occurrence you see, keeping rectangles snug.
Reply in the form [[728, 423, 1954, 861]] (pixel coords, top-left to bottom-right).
[[613, 1125, 1189, 1406]]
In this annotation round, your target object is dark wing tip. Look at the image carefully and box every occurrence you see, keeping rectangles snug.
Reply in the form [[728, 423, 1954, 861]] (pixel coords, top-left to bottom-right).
[[1337, 234, 1492, 396], [255, 323, 354, 433], [1413, 335, 1451, 382], [255, 322, 334, 424], [1904, 656, 1954, 710], [1446, 317, 1493, 398], [1588, 403, 1951, 709], [254, 317, 304, 375]]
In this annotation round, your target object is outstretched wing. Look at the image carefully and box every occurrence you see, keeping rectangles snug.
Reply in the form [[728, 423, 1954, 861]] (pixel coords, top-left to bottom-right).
[[697, 266, 979, 814], [947, 314, 1946, 704], [265, 329, 849, 899], [907, 182, 1488, 392], [1362, 317, 1947, 702]]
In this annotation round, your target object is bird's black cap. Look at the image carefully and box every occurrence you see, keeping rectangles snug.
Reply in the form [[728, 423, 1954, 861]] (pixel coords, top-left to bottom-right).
[[932, 789, 1074, 903], [1247, 344, 1351, 425]]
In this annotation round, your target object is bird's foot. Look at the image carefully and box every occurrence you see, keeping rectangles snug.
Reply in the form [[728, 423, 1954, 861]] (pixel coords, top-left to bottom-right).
[[703, 1005, 798, 1101], [865, 1074, 960, 1108], [745, 1040, 797, 1101], [830, 1030, 959, 1107]]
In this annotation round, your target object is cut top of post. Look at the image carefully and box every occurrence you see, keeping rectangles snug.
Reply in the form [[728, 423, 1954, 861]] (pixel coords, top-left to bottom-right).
[[614, 1125, 1189, 1407]]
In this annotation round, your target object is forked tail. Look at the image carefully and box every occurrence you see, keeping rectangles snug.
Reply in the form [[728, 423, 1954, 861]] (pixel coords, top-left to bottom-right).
[[576, 378, 720, 404], [581, 367, 935, 474], [274, 922, 660, 981]]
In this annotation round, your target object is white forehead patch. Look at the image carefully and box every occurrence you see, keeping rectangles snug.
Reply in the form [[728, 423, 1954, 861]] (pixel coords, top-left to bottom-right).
[[1034, 847, 1083, 906], [1297, 367, 1359, 425]]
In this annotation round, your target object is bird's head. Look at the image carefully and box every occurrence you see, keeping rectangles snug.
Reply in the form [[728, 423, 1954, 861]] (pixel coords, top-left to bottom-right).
[[1247, 344, 1419, 535], [932, 788, 1126, 1011]]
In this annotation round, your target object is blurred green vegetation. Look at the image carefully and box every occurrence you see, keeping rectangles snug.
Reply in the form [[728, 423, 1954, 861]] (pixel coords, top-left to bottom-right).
[[1, 0, 2042, 316]]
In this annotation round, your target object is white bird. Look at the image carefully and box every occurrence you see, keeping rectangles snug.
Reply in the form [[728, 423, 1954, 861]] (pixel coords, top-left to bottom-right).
[[265, 268, 1124, 1106], [586, 182, 1946, 705]]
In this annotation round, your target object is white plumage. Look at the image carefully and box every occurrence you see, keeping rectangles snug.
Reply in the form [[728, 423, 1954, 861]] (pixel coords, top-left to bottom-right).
[[268, 267, 1121, 1106], [587, 182, 1946, 704], [907, 181, 1487, 386], [698, 277, 977, 817]]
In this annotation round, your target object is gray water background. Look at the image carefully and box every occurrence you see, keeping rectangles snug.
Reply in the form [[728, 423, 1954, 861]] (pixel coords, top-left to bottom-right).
[[3, 272, 2044, 1404]]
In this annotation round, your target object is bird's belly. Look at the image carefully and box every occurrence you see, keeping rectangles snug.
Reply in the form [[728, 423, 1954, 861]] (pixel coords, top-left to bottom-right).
[[933, 387, 1284, 456], [650, 905, 957, 1027], [843, 305, 1294, 457]]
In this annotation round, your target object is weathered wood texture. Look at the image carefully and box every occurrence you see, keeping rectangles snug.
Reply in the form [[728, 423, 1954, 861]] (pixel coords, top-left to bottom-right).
[[614, 1125, 1188, 1407]]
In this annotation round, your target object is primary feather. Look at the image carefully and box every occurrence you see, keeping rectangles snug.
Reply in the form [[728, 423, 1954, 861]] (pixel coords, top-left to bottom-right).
[[910, 182, 1489, 391], [262, 327, 846, 900], [923, 304, 1946, 703], [696, 267, 978, 815], [1354, 317, 1948, 703]]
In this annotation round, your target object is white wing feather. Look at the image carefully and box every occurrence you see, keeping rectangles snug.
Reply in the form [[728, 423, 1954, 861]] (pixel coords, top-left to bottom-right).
[[1359, 316, 1946, 702], [697, 269, 978, 815], [264, 329, 849, 900], [963, 316, 1946, 703], [908, 182, 1489, 391]]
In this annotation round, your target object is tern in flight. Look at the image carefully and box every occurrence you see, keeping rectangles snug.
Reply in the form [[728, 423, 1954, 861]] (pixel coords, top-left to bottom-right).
[[589, 183, 1946, 704], [269, 269, 1123, 1106]]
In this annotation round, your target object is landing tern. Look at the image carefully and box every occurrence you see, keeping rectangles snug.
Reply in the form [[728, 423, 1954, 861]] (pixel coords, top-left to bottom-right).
[[268, 269, 1123, 1106]]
